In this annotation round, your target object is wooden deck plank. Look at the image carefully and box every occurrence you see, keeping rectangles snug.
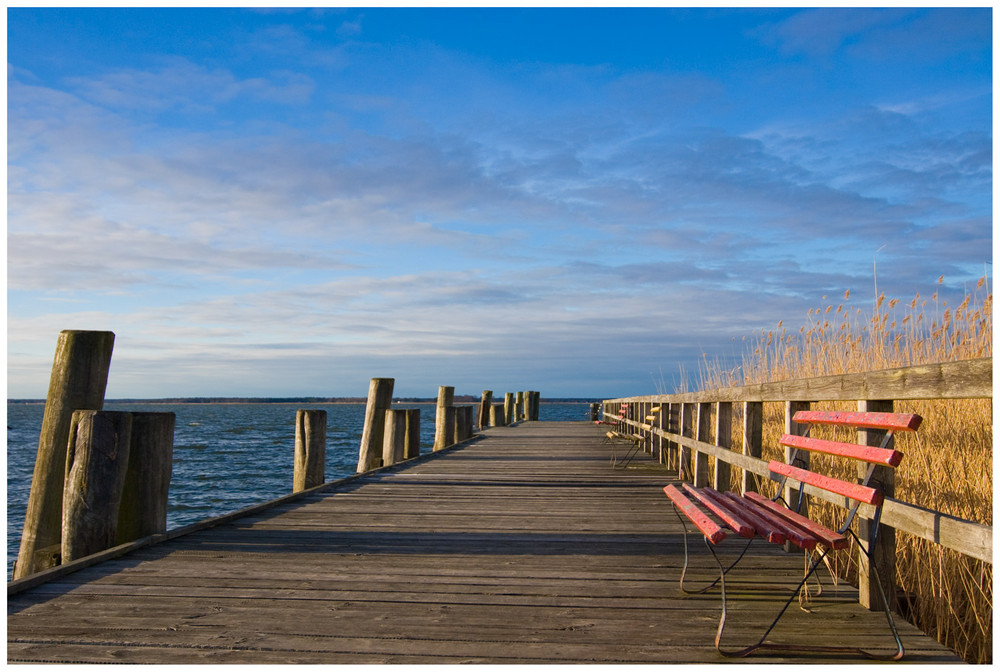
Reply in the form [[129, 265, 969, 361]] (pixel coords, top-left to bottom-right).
[[8, 421, 962, 663]]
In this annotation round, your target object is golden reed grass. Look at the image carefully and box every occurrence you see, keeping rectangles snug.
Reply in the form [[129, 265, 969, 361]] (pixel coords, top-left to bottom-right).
[[693, 275, 992, 663]]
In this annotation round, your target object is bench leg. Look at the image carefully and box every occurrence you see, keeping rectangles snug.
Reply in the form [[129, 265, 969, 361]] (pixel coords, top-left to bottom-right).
[[613, 439, 644, 470], [670, 503, 753, 596], [711, 539, 904, 660]]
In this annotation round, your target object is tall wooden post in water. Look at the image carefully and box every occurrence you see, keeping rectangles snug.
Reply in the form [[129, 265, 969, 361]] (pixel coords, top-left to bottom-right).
[[403, 409, 421, 459], [433, 386, 454, 451], [294, 410, 327, 491], [62, 410, 133, 564], [357, 378, 394, 472], [14, 330, 115, 579], [116, 412, 176, 545], [478, 390, 493, 430]]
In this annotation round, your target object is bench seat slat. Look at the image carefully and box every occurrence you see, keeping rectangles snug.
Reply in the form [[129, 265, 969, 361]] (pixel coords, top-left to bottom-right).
[[681, 484, 755, 539], [769, 461, 882, 506], [717, 491, 788, 545], [743, 491, 848, 550], [780, 434, 903, 467], [722, 492, 818, 549], [664, 485, 728, 544], [793, 410, 922, 432]]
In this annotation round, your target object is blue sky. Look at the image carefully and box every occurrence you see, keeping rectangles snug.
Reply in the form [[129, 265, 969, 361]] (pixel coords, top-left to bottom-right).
[[7, 7, 993, 399]]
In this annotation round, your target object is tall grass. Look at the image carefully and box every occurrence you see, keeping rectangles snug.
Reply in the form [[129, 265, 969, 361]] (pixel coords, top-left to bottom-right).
[[693, 275, 992, 663]]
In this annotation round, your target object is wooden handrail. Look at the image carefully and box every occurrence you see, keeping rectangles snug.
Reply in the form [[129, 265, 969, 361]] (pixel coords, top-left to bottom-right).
[[606, 357, 991, 404]]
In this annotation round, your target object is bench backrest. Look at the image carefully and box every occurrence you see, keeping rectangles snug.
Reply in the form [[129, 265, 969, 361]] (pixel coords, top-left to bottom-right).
[[771, 410, 921, 508]]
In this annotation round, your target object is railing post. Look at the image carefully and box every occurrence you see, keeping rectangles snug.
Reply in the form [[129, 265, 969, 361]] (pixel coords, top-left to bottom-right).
[[694, 403, 711, 487], [14, 330, 115, 580], [357, 378, 394, 472], [679, 403, 693, 480], [293, 409, 326, 491], [713, 402, 732, 492], [784, 401, 811, 552], [742, 401, 763, 495], [857, 399, 897, 611], [62, 410, 133, 563], [116, 412, 175, 544], [655, 404, 665, 463], [433, 386, 455, 451], [666, 403, 678, 470]]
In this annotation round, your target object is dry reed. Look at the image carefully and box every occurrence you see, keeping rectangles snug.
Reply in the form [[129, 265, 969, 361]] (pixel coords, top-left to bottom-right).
[[693, 275, 992, 663]]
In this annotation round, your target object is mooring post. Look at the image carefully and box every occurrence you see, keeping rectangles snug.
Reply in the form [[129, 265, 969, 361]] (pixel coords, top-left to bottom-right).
[[403, 409, 421, 459], [357, 378, 394, 472], [478, 390, 493, 430], [433, 386, 454, 451], [455, 405, 474, 441], [490, 403, 506, 427], [589, 402, 599, 421], [530, 391, 540, 420], [515, 391, 525, 423], [116, 412, 175, 545], [382, 409, 408, 467], [294, 409, 327, 491], [504, 393, 515, 425], [14, 330, 115, 580], [62, 410, 133, 564]]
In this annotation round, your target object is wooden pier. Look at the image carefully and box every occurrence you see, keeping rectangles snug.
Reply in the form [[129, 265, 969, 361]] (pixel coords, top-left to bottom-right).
[[8, 421, 962, 663]]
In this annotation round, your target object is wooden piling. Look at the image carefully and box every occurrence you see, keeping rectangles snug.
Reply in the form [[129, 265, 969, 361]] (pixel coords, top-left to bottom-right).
[[589, 402, 599, 421], [433, 386, 454, 451], [14, 330, 115, 580], [293, 410, 327, 492], [403, 409, 421, 459], [504, 393, 515, 425], [529, 391, 540, 420], [455, 406, 474, 442], [382, 409, 408, 467], [478, 390, 493, 430], [490, 403, 506, 427], [516, 391, 525, 422], [357, 378, 394, 472], [62, 410, 133, 564], [116, 412, 175, 545]]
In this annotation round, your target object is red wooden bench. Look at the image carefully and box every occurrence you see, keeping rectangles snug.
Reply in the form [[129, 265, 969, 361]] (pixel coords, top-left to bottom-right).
[[601, 403, 657, 468], [663, 409, 921, 660]]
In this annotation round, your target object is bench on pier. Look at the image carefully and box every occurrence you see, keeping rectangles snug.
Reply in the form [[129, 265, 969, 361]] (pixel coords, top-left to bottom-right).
[[603, 404, 658, 469], [663, 410, 921, 660]]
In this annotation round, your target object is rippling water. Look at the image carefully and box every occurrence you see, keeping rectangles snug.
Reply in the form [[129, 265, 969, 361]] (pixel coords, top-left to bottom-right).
[[7, 401, 591, 580]]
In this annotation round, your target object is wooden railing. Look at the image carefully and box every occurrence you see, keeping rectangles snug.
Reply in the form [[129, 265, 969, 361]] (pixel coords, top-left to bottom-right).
[[602, 357, 992, 610]]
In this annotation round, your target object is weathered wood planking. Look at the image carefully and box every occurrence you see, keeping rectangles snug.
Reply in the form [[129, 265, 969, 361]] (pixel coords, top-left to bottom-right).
[[8, 422, 962, 664]]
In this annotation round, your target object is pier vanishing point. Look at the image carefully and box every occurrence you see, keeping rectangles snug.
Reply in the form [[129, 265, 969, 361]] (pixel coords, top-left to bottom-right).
[[8, 421, 962, 664]]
